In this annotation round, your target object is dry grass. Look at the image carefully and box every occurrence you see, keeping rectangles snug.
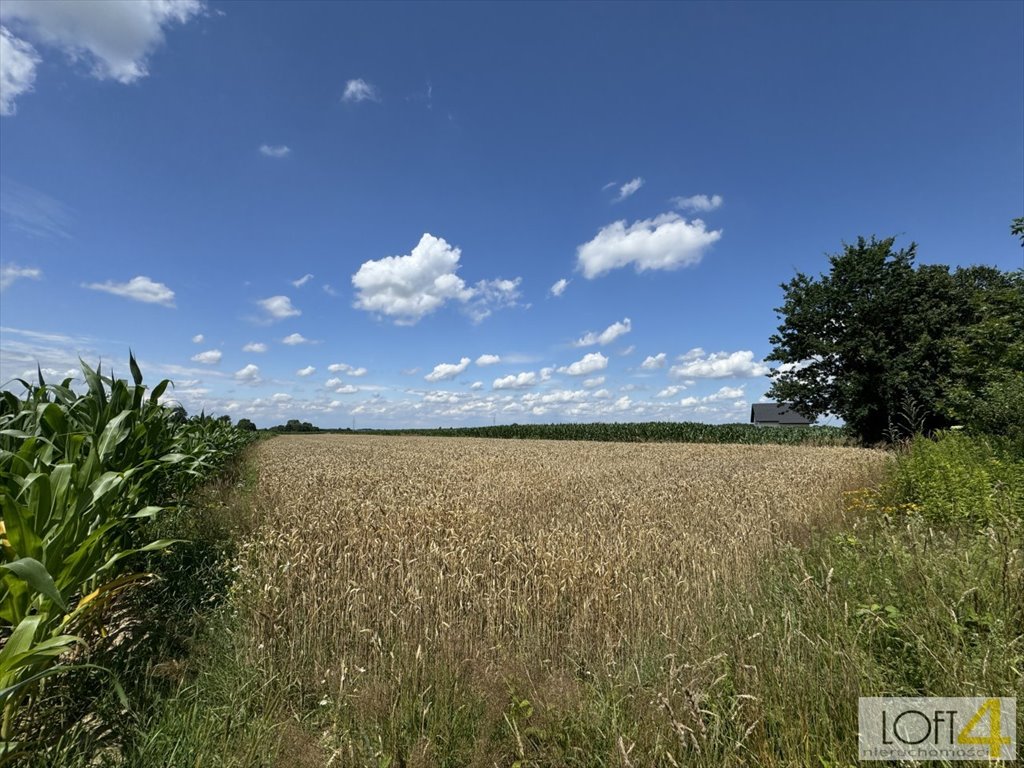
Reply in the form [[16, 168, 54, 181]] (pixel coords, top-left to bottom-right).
[[232, 435, 887, 765]]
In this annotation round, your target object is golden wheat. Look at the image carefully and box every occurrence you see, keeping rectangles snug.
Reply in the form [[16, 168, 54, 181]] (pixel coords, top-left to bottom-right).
[[232, 435, 886, 765]]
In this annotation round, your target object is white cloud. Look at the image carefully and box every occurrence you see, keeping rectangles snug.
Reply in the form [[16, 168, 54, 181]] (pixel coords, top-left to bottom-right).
[[0, 0, 201, 86], [576, 213, 722, 279], [297, 365, 316, 377], [476, 354, 501, 366], [656, 385, 686, 398], [493, 371, 537, 390], [465, 277, 521, 323], [424, 357, 470, 382], [324, 377, 343, 388], [191, 333, 204, 344], [704, 385, 745, 402], [352, 233, 521, 325], [257, 295, 300, 321], [352, 233, 472, 324], [470, 381, 483, 390], [672, 194, 723, 213], [574, 318, 632, 347], [282, 332, 312, 345], [259, 144, 291, 158], [582, 376, 605, 389], [641, 352, 666, 370], [272, 393, 292, 403], [322, 283, 338, 296], [191, 349, 222, 365], [0, 263, 41, 289], [342, 78, 378, 103], [291, 273, 313, 287], [616, 177, 644, 201], [670, 348, 769, 378], [348, 367, 367, 377], [334, 384, 358, 394], [84, 275, 175, 307], [0, 26, 39, 115], [243, 342, 267, 353], [558, 352, 608, 376], [619, 345, 635, 356], [235, 363, 261, 384], [327, 363, 350, 373], [549, 278, 568, 297]]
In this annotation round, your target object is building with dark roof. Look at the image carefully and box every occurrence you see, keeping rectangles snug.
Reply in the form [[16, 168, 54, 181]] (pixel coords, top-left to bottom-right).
[[750, 402, 813, 427]]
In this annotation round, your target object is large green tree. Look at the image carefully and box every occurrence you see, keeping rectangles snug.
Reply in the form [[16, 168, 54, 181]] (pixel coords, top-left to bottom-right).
[[766, 236, 1023, 444]]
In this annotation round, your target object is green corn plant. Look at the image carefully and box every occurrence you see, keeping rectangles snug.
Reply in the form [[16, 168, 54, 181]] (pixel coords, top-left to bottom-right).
[[0, 356, 255, 754]]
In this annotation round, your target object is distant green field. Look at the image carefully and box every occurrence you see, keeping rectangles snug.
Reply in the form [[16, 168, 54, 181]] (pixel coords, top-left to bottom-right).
[[291, 421, 853, 446]]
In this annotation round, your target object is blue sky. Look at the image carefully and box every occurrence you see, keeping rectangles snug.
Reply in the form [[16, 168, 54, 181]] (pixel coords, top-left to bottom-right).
[[1, 0, 1022, 427]]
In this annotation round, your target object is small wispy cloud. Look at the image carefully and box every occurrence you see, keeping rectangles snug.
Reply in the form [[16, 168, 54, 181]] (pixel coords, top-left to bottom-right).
[[243, 342, 267, 353], [259, 144, 291, 158], [291, 273, 313, 287], [296, 365, 316, 377], [0, 264, 41, 290], [343, 78, 379, 103], [616, 177, 644, 202], [549, 278, 569, 297], [191, 349, 222, 364], [191, 333, 204, 344], [672, 194, 723, 213], [0, 178, 73, 239], [282, 332, 313, 346], [257, 295, 300, 321], [84, 276, 175, 307]]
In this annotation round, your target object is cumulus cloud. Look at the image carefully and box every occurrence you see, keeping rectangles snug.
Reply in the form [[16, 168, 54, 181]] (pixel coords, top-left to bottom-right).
[[191, 333, 204, 344], [334, 384, 358, 394], [243, 342, 267, 353], [641, 352, 666, 370], [342, 78, 378, 102], [0, 0, 201, 94], [476, 354, 501, 366], [656, 385, 686, 398], [348, 367, 367, 377], [576, 213, 721, 279], [272, 393, 292, 403], [282, 332, 312, 345], [0, 263, 41, 289], [493, 371, 537, 390], [327, 363, 350, 373], [582, 376, 605, 389], [672, 194, 723, 213], [424, 357, 470, 382], [297, 365, 316, 377], [0, 26, 39, 115], [258, 295, 300, 321], [234, 363, 261, 384], [84, 275, 175, 307], [574, 318, 631, 347], [670, 348, 769, 378], [352, 233, 520, 325], [549, 278, 568, 297], [291, 273, 313, 287], [558, 352, 608, 376], [616, 177, 644, 201], [679, 386, 745, 408], [259, 144, 290, 158], [470, 381, 484, 390], [191, 349, 222, 364]]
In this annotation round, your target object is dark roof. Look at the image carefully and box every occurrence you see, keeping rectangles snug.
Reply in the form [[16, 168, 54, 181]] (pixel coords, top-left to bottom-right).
[[750, 402, 813, 425]]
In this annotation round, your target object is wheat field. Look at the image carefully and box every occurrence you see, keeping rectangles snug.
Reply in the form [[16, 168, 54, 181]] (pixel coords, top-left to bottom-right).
[[232, 435, 887, 766]]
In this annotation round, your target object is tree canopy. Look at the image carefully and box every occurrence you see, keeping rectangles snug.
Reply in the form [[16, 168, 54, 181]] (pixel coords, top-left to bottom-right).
[[766, 236, 1023, 444]]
